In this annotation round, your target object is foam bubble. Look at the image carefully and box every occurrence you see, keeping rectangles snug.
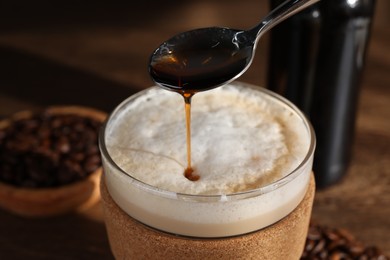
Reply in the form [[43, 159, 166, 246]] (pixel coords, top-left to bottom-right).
[[106, 84, 309, 195]]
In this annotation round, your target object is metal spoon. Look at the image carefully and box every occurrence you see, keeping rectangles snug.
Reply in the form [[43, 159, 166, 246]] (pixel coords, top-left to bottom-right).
[[149, 0, 320, 93]]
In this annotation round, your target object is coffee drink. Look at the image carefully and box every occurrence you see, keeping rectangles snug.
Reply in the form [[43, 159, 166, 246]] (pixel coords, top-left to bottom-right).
[[100, 82, 315, 238]]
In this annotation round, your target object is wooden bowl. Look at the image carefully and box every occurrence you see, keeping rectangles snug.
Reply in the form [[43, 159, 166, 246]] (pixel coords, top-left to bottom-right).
[[0, 106, 106, 217]]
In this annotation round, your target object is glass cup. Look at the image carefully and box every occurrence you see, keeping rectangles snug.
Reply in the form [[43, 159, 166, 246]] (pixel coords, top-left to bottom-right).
[[99, 81, 316, 259]]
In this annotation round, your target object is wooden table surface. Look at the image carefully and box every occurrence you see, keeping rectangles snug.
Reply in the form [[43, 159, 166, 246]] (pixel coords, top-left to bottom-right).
[[0, 0, 389, 259]]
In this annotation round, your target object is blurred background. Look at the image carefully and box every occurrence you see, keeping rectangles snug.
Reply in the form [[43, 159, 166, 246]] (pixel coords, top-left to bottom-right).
[[0, 0, 389, 258], [0, 0, 388, 110], [0, 0, 271, 113]]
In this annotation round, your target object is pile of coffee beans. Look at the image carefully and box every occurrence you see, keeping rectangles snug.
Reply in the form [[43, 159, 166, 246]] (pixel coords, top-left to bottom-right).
[[301, 223, 389, 260], [0, 111, 102, 188]]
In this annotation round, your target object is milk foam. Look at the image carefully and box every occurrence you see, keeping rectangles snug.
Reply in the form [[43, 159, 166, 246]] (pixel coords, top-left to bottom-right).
[[102, 82, 314, 237], [106, 83, 309, 195]]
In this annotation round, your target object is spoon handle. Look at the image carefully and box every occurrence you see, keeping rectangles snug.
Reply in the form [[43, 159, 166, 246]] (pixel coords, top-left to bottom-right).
[[250, 0, 320, 42]]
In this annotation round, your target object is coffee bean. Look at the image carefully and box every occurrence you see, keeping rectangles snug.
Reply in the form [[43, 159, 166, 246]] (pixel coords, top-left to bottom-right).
[[56, 136, 70, 154], [308, 225, 322, 240], [51, 118, 62, 129], [326, 230, 341, 242], [0, 111, 102, 188], [72, 152, 85, 162], [83, 155, 101, 173], [329, 251, 348, 260], [313, 239, 326, 255], [305, 239, 316, 252], [337, 228, 355, 243], [301, 223, 389, 260]]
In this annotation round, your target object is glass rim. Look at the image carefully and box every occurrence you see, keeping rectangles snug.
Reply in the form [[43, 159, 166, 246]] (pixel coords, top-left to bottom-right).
[[99, 82, 316, 201]]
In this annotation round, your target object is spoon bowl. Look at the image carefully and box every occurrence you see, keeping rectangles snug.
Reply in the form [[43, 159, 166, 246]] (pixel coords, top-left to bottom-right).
[[149, 27, 251, 92], [149, 0, 320, 93]]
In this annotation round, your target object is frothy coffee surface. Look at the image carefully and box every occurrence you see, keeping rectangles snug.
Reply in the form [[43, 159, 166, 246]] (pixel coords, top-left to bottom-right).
[[106, 84, 309, 195]]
